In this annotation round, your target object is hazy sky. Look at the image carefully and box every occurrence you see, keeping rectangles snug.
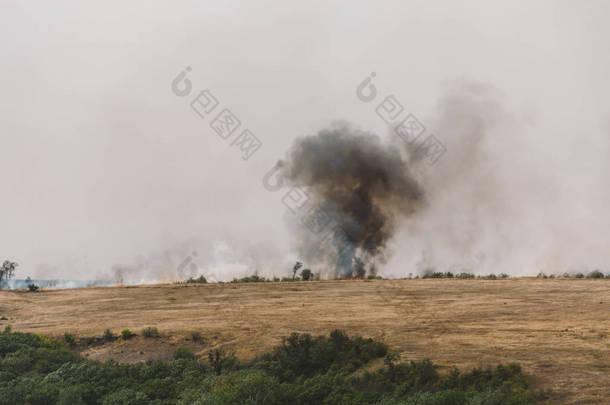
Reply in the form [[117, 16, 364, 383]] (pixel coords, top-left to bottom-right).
[[1, 1, 609, 281]]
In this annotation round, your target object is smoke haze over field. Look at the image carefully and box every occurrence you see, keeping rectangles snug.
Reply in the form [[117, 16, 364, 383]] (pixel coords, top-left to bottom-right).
[[1, 1, 610, 282]]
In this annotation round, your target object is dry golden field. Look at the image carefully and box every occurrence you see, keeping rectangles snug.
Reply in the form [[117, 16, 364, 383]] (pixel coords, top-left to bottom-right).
[[0, 279, 609, 404]]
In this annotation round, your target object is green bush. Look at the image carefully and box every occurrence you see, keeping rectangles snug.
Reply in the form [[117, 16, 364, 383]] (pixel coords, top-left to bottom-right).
[[173, 346, 195, 360], [587, 270, 605, 279], [57, 389, 86, 405], [63, 333, 76, 348], [103, 329, 115, 341], [301, 268, 312, 281], [231, 274, 268, 283], [121, 329, 135, 340], [208, 348, 238, 375], [27, 284, 40, 292], [141, 327, 159, 338], [186, 275, 207, 284], [0, 329, 536, 405], [422, 271, 445, 278]]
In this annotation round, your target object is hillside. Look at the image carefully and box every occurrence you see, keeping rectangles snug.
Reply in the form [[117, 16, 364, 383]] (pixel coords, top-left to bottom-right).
[[1, 279, 609, 404]]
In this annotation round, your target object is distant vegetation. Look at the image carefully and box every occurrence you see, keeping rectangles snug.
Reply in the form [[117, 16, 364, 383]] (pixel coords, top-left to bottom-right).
[[0, 327, 538, 405], [102, 328, 115, 342], [141, 326, 160, 338], [0, 261, 17, 288], [421, 271, 510, 279], [179, 269, 610, 284], [185, 275, 207, 284], [229, 269, 319, 283], [27, 283, 40, 292], [538, 270, 610, 279], [121, 329, 135, 340]]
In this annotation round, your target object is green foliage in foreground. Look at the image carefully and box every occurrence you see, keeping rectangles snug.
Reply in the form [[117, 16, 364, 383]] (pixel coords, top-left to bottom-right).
[[0, 328, 536, 405]]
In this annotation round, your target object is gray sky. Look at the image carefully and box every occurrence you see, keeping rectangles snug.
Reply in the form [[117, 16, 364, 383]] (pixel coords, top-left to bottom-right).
[[1, 1, 609, 281]]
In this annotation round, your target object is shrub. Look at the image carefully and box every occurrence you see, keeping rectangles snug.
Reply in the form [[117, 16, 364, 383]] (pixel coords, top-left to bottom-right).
[[63, 333, 76, 348], [254, 330, 388, 382], [27, 284, 40, 292], [499, 273, 510, 279], [57, 389, 86, 405], [574, 272, 585, 278], [121, 329, 135, 340], [173, 346, 195, 360], [422, 271, 460, 279], [101, 388, 149, 405], [231, 274, 268, 283], [141, 327, 159, 338], [456, 272, 475, 279], [587, 270, 605, 279], [191, 331, 201, 341], [0, 329, 535, 405], [301, 268, 313, 281], [208, 348, 238, 374], [103, 328, 115, 341], [186, 275, 207, 284]]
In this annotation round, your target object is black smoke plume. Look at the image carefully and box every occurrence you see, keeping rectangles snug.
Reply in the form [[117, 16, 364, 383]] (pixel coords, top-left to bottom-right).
[[281, 124, 423, 278]]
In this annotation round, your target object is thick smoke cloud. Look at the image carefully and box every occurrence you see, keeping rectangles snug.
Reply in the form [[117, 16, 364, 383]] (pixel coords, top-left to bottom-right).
[[280, 125, 423, 278]]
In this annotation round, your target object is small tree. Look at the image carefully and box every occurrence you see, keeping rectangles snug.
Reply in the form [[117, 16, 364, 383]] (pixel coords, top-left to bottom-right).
[[301, 268, 312, 281], [208, 348, 237, 374], [121, 329, 135, 340], [141, 327, 160, 338], [27, 284, 40, 292], [292, 261, 303, 280], [174, 346, 195, 360], [64, 333, 76, 348], [103, 328, 115, 341], [0, 261, 17, 286]]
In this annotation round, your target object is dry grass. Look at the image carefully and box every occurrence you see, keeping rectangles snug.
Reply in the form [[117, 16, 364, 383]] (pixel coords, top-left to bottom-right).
[[1, 278, 609, 404]]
